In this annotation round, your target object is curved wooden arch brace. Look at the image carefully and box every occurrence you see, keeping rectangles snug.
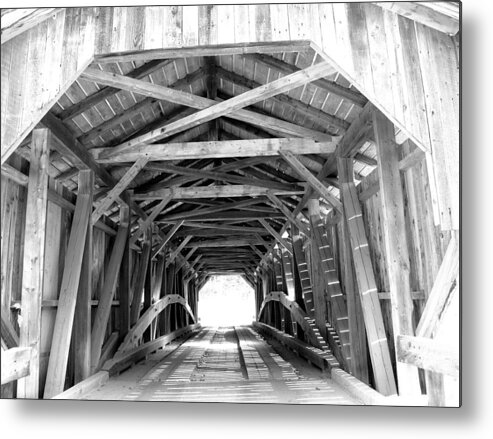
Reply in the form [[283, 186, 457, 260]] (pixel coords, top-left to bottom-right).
[[258, 291, 329, 352], [116, 294, 195, 355]]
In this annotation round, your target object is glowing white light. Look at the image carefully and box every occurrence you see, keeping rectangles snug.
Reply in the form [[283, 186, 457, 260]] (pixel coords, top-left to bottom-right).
[[198, 275, 255, 326]]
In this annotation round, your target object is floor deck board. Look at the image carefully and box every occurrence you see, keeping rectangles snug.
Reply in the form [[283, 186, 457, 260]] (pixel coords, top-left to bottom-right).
[[82, 326, 358, 404]]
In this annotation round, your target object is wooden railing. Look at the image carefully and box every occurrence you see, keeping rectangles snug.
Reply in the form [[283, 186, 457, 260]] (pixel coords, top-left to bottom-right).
[[53, 323, 201, 399], [116, 294, 195, 354], [257, 291, 331, 353]]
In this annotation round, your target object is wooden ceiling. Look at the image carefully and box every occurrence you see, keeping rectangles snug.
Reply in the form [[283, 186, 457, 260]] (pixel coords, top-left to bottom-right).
[[15, 44, 384, 282]]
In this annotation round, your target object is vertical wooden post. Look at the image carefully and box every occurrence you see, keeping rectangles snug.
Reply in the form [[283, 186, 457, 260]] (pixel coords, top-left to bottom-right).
[[143, 247, 153, 342], [119, 223, 131, 342], [291, 226, 315, 317], [338, 157, 397, 396], [73, 171, 94, 383], [90, 206, 129, 372], [307, 198, 330, 339], [44, 170, 93, 398], [310, 204, 353, 369], [373, 109, 421, 396], [130, 235, 151, 326], [280, 246, 296, 300], [17, 128, 50, 399], [340, 216, 369, 384]]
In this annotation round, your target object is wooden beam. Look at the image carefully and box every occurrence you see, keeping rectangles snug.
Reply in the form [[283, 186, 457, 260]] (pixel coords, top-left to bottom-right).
[[129, 196, 172, 246], [291, 226, 316, 318], [337, 103, 375, 159], [44, 170, 93, 398], [60, 59, 174, 122], [90, 207, 130, 372], [339, 207, 369, 384], [310, 211, 352, 368], [17, 128, 50, 399], [152, 221, 184, 260], [81, 68, 335, 144], [78, 68, 205, 145], [376, 2, 459, 35], [119, 217, 131, 342], [266, 192, 310, 236], [399, 144, 426, 172], [338, 158, 397, 396], [1, 163, 120, 238], [379, 291, 425, 301], [177, 223, 268, 234], [396, 335, 459, 378], [135, 184, 305, 201], [93, 138, 334, 164], [1, 313, 19, 349], [130, 239, 152, 326], [1, 347, 32, 385], [84, 62, 333, 146], [245, 53, 367, 107], [184, 238, 264, 248], [289, 103, 374, 219], [73, 170, 94, 383], [1, 8, 63, 44], [157, 198, 268, 222], [91, 157, 149, 225], [259, 220, 292, 255], [161, 211, 283, 223], [279, 150, 342, 214], [416, 233, 459, 338], [167, 236, 193, 266], [373, 109, 421, 395], [140, 162, 300, 192], [94, 40, 312, 63], [216, 66, 349, 131], [41, 112, 146, 221]]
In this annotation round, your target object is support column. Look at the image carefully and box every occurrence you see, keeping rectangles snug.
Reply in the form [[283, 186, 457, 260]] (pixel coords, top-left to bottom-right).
[[340, 216, 369, 384], [119, 223, 131, 342], [291, 226, 314, 317], [143, 246, 153, 342], [73, 171, 94, 383], [44, 169, 93, 398], [17, 128, 50, 399], [373, 109, 421, 396], [338, 157, 397, 396], [307, 198, 330, 340], [130, 234, 151, 326], [90, 206, 129, 372]]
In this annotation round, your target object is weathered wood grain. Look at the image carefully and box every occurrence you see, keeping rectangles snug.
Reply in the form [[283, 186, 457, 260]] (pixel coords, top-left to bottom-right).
[[43, 170, 93, 398], [17, 129, 50, 399]]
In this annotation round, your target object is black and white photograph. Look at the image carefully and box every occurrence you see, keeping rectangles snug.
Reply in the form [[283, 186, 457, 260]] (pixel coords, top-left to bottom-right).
[[0, 0, 480, 436]]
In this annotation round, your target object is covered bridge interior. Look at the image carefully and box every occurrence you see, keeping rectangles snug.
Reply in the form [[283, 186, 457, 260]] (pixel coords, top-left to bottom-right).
[[1, 3, 459, 406]]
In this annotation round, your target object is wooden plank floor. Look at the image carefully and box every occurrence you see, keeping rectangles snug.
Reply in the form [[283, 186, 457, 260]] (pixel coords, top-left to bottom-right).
[[82, 326, 358, 404]]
